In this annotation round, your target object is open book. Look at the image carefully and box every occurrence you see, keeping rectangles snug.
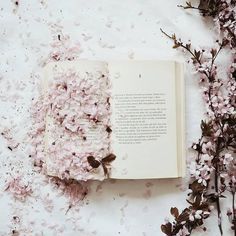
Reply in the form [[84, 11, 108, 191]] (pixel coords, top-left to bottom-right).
[[43, 60, 185, 180]]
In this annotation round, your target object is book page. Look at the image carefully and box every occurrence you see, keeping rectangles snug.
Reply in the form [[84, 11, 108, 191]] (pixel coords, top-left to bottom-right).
[[108, 60, 180, 179], [175, 62, 186, 178], [43, 60, 112, 181]]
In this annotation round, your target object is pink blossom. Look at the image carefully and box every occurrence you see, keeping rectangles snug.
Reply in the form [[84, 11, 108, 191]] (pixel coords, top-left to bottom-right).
[[176, 226, 190, 236], [5, 176, 32, 201], [223, 153, 233, 165]]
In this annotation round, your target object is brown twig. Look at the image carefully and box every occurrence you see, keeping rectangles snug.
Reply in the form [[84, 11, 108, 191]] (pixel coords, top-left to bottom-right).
[[232, 192, 236, 236], [160, 28, 227, 235], [215, 162, 223, 235]]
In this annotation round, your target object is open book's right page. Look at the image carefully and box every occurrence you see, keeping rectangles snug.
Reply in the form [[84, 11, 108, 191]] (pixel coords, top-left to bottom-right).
[[109, 60, 185, 179]]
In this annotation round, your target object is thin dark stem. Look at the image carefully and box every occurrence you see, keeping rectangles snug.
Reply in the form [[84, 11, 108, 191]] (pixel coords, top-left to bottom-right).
[[160, 28, 202, 65], [196, 135, 203, 163], [232, 192, 236, 236], [177, 4, 209, 13], [65, 204, 72, 215], [215, 164, 223, 235], [160, 28, 212, 80], [160, 28, 221, 114], [210, 43, 224, 73]]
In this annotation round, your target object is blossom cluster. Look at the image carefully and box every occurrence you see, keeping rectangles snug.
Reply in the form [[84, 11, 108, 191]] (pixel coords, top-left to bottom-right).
[[215, 0, 236, 49], [30, 67, 113, 182], [5, 176, 32, 202], [45, 69, 112, 181]]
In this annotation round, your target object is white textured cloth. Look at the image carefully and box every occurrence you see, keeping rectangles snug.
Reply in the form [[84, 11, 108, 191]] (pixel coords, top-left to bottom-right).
[[0, 0, 230, 235]]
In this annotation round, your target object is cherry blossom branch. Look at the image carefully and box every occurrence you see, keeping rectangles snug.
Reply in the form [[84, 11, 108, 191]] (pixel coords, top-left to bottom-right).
[[160, 1, 236, 235], [160, 29, 226, 235]]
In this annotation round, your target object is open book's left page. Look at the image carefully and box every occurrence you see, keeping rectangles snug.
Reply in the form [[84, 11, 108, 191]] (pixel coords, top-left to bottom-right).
[[43, 60, 115, 181]]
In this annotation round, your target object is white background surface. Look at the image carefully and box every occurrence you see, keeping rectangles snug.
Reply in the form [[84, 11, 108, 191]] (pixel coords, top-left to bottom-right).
[[0, 0, 232, 235]]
